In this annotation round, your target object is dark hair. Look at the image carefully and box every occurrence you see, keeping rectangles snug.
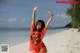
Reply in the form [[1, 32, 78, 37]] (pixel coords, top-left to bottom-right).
[[33, 20, 45, 32]]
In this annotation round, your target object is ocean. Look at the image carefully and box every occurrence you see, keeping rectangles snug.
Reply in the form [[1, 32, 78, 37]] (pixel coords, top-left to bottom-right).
[[0, 28, 68, 47]]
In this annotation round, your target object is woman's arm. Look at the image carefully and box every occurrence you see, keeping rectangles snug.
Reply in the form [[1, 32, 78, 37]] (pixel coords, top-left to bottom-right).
[[31, 6, 39, 25], [46, 11, 53, 28]]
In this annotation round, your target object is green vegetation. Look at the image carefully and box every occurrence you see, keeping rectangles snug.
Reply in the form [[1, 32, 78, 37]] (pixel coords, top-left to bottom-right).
[[66, 0, 80, 31]]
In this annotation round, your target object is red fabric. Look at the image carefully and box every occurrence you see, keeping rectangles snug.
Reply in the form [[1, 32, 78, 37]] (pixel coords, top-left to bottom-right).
[[30, 24, 47, 52]]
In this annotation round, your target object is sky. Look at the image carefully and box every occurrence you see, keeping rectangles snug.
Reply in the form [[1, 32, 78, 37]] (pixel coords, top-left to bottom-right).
[[0, 0, 71, 28]]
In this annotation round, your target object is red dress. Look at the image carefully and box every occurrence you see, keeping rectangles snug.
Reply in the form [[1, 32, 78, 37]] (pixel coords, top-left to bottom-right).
[[30, 24, 47, 53]]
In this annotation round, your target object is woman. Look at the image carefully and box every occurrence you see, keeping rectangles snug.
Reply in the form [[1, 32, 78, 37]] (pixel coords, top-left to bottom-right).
[[30, 6, 53, 53]]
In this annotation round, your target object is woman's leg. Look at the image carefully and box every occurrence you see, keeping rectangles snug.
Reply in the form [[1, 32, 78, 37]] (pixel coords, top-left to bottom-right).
[[39, 47, 47, 53]]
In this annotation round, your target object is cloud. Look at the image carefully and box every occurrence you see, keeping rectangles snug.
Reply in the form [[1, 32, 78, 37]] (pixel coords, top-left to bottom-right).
[[7, 18, 16, 23], [43, 13, 70, 20], [56, 13, 70, 18], [0, 18, 17, 23], [0, 18, 28, 24], [0, 18, 29, 27]]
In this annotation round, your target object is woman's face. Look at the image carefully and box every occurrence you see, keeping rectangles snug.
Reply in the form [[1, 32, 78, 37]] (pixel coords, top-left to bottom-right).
[[36, 22, 42, 30]]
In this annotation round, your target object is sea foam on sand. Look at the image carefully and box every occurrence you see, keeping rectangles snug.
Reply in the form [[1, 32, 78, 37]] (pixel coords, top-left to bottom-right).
[[10, 28, 80, 53]]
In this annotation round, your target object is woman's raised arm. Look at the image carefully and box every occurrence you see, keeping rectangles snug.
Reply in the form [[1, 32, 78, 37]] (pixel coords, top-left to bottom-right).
[[46, 11, 53, 28], [31, 6, 39, 25]]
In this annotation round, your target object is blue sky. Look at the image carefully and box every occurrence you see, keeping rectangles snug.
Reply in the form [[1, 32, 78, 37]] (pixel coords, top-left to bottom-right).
[[0, 0, 71, 28]]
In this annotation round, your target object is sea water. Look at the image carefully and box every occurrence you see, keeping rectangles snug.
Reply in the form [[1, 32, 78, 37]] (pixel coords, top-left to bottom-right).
[[0, 28, 68, 47]]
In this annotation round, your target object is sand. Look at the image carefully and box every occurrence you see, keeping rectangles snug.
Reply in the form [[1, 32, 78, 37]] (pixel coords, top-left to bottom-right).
[[9, 28, 80, 53]]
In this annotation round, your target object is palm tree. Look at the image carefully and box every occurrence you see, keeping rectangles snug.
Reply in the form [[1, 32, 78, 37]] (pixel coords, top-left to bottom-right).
[[66, 0, 80, 31]]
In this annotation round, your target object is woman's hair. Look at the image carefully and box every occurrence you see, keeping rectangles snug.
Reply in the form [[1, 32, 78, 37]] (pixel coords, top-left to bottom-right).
[[33, 20, 45, 32]]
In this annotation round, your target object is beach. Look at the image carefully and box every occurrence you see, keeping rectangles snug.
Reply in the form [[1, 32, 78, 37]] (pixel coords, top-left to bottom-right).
[[8, 28, 80, 53]]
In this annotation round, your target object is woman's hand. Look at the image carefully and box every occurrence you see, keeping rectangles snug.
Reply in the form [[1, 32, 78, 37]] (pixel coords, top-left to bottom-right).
[[31, 5, 39, 25], [45, 11, 53, 29], [33, 5, 39, 11], [48, 11, 53, 17], [31, 35, 40, 44]]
